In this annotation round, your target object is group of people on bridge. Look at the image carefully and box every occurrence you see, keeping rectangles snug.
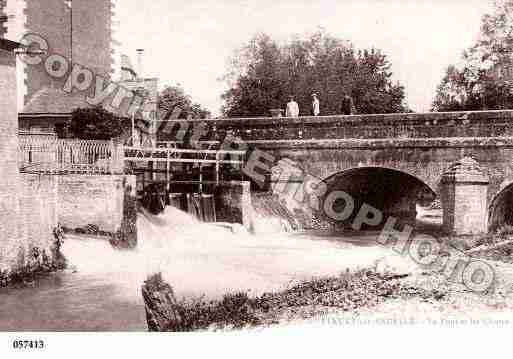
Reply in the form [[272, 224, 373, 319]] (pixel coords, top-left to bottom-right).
[[285, 93, 355, 117]]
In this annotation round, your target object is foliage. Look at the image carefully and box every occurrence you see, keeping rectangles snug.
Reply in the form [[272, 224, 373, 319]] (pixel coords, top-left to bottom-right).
[[221, 31, 409, 117], [69, 107, 127, 140], [167, 269, 445, 331], [433, 0, 513, 111], [177, 292, 259, 331], [469, 224, 513, 249], [158, 85, 211, 120], [471, 238, 513, 263]]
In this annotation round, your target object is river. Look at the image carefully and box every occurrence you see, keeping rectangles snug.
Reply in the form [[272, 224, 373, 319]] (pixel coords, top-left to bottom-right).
[[0, 206, 441, 331]]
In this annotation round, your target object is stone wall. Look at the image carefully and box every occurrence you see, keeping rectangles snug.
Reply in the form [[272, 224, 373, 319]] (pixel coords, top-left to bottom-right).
[[57, 175, 136, 235], [0, 46, 19, 262], [165, 110, 513, 142], [0, 174, 61, 281], [0, 44, 62, 282]]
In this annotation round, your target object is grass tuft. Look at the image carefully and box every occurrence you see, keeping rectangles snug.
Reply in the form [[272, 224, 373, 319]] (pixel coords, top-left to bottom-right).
[[149, 269, 447, 331]]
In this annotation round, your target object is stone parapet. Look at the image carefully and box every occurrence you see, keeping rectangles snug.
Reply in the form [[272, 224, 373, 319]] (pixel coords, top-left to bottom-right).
[[243, 137, 513, 150], [162, 110, 513, 142]]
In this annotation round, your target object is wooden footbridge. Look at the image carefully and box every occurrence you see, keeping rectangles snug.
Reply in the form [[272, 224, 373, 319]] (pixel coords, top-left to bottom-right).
[[18, 137, 248, 192], [123, 142, 247, 192]]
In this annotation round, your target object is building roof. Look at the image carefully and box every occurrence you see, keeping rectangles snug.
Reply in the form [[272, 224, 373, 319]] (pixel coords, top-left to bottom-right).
[[22, 87, 92, 115]]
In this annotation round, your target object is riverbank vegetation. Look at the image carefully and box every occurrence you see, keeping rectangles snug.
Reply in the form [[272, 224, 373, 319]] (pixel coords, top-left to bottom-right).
[[142, 270, 447, 331], [0, 226, 66, 288]]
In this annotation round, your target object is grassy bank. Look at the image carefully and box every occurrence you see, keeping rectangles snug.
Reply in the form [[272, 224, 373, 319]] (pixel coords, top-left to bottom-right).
[[444, 225, 513, 264], [143, 269, 447, 331]]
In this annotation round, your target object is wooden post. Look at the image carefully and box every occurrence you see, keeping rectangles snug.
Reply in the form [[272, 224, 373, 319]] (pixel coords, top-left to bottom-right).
[[141, 274, 184, 332], [240, 153, 244, 182], [166, 148, 170, 192], [142, 167, 146, 192], [199, 164, 203, 194], [109, 139, 115, 174], [215, 152, 220, 184]]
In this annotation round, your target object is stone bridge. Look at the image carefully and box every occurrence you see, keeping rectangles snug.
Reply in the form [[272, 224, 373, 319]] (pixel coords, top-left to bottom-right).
[[165, 110, 513, 234]]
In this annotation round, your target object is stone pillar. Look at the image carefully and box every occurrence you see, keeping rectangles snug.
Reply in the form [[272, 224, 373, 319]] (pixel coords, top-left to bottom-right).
[[440, 157, 489, 235], [240, 181, 253, 232]]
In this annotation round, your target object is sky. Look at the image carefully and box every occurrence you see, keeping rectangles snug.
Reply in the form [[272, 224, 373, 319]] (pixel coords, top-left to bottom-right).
[[115, 0, 494, 116]]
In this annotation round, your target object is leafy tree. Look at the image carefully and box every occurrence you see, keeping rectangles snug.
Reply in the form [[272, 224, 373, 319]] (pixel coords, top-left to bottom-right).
[[158, 85, 211, 120], [69, 107, 127, 140], [221, 31, 408, 117], [433, 0, 513, 111]]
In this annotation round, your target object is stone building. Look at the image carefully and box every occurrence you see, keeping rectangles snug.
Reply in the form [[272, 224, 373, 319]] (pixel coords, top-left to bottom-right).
[[1, 36, 135, 281], [0, 38, 60, 280], [0, 0, 115, 132], [0, 39, 21, 235]]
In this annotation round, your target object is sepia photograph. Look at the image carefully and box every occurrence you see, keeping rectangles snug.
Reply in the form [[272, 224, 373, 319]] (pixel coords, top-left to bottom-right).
[[1, 0, 513, 356]]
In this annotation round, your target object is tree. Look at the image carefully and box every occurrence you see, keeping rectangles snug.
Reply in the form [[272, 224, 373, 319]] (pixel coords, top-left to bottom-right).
[[158, 85, 211, 120], [433, 0, 513, 111], [221, 31, 408, 117], [69, 107, 127, 140]]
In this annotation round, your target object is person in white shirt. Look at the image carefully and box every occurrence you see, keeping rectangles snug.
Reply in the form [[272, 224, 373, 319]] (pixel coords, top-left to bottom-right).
[[312, 93, 320, 116], [286, 96, 300, 117]]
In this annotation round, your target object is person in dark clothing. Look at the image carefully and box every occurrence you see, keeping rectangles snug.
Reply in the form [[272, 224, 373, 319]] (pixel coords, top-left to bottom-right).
[[341, 94, 355, 115]]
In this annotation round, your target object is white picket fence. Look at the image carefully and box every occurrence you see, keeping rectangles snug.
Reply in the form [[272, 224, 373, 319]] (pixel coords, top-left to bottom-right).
[[19, 137, 124, 174]]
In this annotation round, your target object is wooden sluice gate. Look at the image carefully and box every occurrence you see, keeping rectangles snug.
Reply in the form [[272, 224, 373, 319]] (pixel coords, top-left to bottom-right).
[[126, 145, 248, 224], [142, 180, 244, 224], [167, 189, 216, 222], [164, 192, 212, 222]]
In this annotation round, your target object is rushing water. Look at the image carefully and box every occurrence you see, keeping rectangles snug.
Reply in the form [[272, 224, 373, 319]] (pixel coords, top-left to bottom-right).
[[0, 206, 440, 331]]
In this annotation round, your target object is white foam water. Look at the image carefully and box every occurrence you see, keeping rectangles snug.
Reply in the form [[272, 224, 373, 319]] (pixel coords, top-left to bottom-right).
[[62, 206, 403, 301]]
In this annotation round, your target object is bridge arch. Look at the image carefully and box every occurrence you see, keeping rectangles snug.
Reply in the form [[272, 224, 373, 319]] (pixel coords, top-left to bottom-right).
[[488, 182, 513, 231], [320, 167, 437, 229]]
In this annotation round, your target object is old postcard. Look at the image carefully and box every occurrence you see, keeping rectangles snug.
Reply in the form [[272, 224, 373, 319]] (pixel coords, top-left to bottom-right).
[[0, 0, 512, 357]]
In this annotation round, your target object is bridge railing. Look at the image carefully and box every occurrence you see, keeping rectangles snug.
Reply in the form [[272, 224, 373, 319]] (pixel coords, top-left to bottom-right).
[[123, 146, 246, 165], [123, 145, 248, 187], [18, 137, 122, 174]]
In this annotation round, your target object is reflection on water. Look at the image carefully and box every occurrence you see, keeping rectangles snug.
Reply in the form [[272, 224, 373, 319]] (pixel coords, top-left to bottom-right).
[[0, 272, 146, 331]]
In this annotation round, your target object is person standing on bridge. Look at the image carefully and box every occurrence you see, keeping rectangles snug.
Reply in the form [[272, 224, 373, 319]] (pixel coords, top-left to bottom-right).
[[286, 96, 300, 117], [312, 93, 320, 116], [341, 93, 355, 115]]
